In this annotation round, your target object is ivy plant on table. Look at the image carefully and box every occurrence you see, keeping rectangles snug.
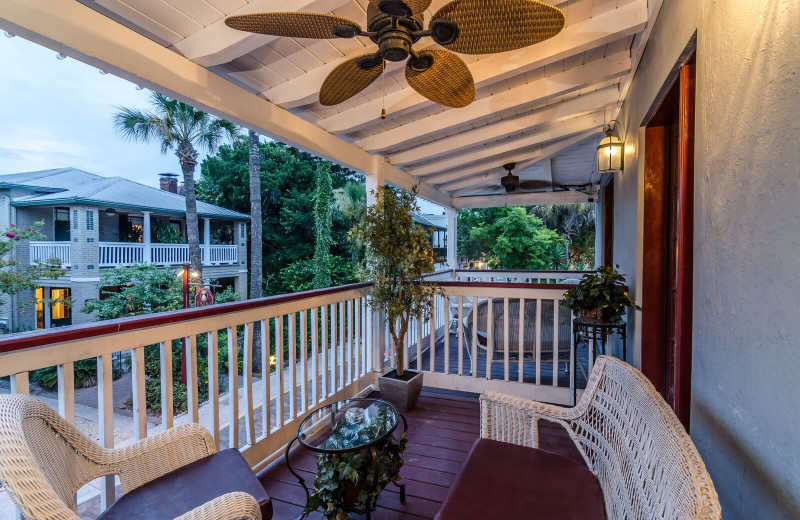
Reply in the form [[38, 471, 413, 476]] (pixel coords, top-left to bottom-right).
[[304, 408, 408, 520], [562, 264, 640, 323]]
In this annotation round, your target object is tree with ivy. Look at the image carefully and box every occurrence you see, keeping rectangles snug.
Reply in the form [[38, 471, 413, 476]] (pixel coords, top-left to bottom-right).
[[313, 162, 334, 289]]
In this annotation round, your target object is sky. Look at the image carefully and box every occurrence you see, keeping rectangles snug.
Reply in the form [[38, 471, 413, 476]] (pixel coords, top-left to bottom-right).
[[0, 33, 444, 213]]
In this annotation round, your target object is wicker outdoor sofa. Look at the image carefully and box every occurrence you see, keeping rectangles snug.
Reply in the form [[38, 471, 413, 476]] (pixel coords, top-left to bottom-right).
[[435, 356, 722, 520], [0, 395, 271, 520]]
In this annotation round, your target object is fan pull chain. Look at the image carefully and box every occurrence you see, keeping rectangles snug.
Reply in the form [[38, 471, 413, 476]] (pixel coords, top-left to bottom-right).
[[380, 60, 387, 119]]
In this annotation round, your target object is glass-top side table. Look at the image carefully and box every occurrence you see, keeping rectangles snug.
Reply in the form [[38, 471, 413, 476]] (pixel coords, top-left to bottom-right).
[[285, 398, 408, 519]]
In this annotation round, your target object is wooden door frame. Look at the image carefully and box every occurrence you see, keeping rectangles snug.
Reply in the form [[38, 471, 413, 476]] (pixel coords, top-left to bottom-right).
[[640, 38, 696, 429]]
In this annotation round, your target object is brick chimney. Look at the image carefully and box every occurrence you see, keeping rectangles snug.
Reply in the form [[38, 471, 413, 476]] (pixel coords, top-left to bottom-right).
[[159, 173, 178, 193]]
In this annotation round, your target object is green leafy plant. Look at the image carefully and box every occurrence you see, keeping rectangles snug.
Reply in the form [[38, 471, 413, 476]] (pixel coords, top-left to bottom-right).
[[563, 264, 640, 323], [350, 186, 442, 376], [305, 409, 407, 519], [0, 221, 66, 299]]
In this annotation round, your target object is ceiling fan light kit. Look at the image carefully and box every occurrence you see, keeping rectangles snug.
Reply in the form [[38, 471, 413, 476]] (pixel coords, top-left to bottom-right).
[[224, 0, 565, 110]]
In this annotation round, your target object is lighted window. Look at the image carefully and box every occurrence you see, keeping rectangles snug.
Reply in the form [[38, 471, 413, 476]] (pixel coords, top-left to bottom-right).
[[86, 210, 94, 230], [35, 288, 44, 329], [50, 289, 71, 321]]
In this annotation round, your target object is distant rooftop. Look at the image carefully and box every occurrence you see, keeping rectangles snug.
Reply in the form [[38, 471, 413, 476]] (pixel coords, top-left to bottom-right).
[[1, 167, 249, 221]]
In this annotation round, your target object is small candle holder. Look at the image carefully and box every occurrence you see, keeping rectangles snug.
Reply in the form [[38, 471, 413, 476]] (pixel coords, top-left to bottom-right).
[[345, 407, 365, 425]]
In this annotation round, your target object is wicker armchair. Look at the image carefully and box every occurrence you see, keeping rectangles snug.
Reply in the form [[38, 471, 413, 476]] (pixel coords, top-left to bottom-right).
[[0, 394, 262, 520], [480, 356, 721, 520]]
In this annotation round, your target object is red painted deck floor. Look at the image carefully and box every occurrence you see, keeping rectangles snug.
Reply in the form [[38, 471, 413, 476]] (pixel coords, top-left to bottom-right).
[[256, 387, 481, 520]]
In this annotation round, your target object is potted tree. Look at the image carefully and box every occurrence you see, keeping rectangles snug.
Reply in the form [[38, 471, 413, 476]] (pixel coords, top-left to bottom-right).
[[563, 264, 640, 323], [351, 186, 441, 412]]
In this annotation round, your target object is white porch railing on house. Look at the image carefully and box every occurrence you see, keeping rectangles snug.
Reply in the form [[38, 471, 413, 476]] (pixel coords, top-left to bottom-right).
[[454, 269, 592, 283], [0, 269, 592, 514], [31, 242, 238, 268], [29, 241, 71, 267]]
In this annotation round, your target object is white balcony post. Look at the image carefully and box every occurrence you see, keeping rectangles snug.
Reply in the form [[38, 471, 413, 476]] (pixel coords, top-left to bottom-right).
[[203, 218, 211, 265], [142, 211, 151, 264], [365, 155, 385, 206], [446, 206, 457, 270]]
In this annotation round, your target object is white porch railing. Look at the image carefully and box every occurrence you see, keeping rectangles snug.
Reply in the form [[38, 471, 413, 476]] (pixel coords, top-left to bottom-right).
[[32, 242, 239, 268], [454, 269, 591, 283], [99, 242, 145, 266], [0, 271, 592, 514], [29, 241, 71, 267]]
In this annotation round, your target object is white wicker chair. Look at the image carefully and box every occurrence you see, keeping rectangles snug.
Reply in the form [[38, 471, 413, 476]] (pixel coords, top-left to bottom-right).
[[480, 356, 721, 520], [0, 394, 262, 520]]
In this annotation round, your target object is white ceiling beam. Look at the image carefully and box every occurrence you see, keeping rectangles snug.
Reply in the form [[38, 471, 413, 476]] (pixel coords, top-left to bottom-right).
[[452, 189, 593, 209], [409, 112, 605, 178], [171, 0, 350, 67], [388, 85, 619, 165], [320, 0, 647, 134], [1, 0, 452, 207], [436, 130, 600, 192], [356, 53, 629, 153]]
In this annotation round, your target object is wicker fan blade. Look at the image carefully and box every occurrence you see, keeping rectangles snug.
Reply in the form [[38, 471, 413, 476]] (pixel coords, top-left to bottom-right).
[[225, 12, 362, 39], [320, 54, 383, 106], [431, 0, 565, 54], [518, 180, 552, 191], [369, 0, 432, 16], [405, 50, 475, 108]]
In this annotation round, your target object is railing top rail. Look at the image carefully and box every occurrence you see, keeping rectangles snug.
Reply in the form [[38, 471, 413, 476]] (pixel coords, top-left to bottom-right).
[[0, 282, 372, 354], [99, 241, 145, 246], [454, 269, 594, 274], [437, 281, 579, 290], [29, 241, 71, 245]]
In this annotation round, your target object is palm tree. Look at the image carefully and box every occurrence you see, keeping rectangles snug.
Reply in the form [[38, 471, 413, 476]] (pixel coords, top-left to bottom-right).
[[530, 203, 595, 269], [113, 92, 238, 275], [248, 130, 264, 372]]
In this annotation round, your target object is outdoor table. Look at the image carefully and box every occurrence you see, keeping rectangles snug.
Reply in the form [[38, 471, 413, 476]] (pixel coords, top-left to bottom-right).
[[572, 317, 627, 405], [285, 398, 408, 519]]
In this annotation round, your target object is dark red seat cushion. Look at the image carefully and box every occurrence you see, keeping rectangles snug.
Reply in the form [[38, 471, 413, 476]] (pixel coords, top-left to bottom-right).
[[98, 448, 272, 520], [435, 437, 605, 520]]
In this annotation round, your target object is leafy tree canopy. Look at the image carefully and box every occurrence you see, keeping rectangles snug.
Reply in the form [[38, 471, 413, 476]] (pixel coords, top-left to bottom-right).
[[0, 222, 66, 299], [198, 140, 363, 295]]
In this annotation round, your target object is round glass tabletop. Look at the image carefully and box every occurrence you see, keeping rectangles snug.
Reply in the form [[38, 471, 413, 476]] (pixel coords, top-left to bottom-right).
[[297, 398, 400, 453]]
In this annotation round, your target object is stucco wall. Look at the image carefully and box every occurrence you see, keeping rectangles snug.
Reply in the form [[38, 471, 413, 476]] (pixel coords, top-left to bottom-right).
[[613, 0, 800, 517]]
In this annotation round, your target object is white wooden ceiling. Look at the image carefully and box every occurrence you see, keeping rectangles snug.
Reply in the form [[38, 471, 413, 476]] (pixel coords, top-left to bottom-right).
[[78, 0, 651, 207]]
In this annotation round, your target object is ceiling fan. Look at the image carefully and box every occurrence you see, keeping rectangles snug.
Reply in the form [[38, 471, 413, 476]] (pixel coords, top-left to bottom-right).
[[479, 162, 553, 193], [224, 0, 565, 109]]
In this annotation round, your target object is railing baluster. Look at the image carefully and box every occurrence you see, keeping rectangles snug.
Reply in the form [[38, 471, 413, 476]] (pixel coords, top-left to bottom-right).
[[444, 297, 450, 375], [10, 372, 29, 394], [430, 297, 436, 373], [457, 296, 464, 376], [416, 315, 422, 372], [568, 306, 575, 393], [160, 341, 173, 430], [322, 305, 329, 398], [552, 302, 559, 388], [331, 303, 338, 392], [289, 312, 297, 419], [300, 309, 308, 413], [311, 307, 319, 405], [97, 354, 115, 509], [208, 331, 220, 450], [131, 346, 147, 440], [243, 323, 255, 445], [471, 296, 478, 378], [354, 298, 361, 379], [347, 299, 353, 384], [227, 326, 239, 448], [275, 317, 284, 427], [535, 299, 542, 386], [518, 298, 525, 383], [486, 297, 493, 380], [261, 320, 270, 436], [338, 301, 345, 389], [186, 335, 199, 423], [503, 297, 510, 381], [57, 362, 75, 424]]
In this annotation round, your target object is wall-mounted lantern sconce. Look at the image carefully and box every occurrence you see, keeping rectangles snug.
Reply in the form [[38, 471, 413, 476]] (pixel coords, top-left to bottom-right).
[[104, 208, 116, 217], [597, 120, 624, 173]]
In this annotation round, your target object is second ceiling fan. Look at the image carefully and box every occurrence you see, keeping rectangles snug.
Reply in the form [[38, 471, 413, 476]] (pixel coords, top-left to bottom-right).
[[225, 0, 565, 109]]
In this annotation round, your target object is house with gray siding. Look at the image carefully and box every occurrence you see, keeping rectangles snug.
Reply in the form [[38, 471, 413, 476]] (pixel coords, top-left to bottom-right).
[[0, 168, 249, 331]]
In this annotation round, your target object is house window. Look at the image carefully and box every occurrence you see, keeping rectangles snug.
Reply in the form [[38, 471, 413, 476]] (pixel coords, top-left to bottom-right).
[[240, 222, 246, 239], [72, 210, 78, 230], [86, 210, 94, 230], [54, 208, 70, 241]]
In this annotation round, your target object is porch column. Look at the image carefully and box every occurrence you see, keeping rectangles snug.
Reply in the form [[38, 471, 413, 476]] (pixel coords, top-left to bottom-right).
[[203, 218, 211, 266], [365, 156, 387, 372], [365, 155, 386, 206], [446, 206, 457, 270], [43, 288, 51, 329], [142, 211, 151, 263]]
